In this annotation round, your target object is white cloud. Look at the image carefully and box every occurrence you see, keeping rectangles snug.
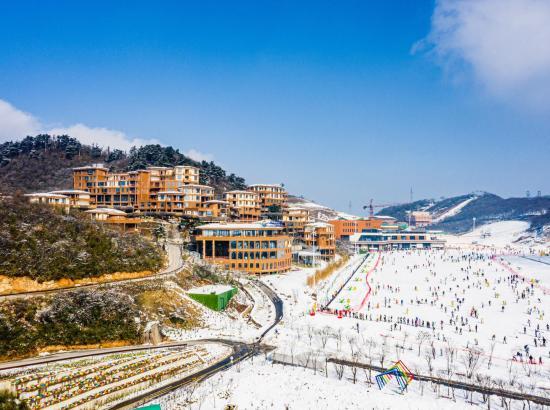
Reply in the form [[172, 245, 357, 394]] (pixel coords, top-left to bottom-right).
[[418, 0, 550, 106], [47, 123, 158, 151], [0, 99, 41, 140], [184, 148, 214, 162], [0, 98, 158, 150]]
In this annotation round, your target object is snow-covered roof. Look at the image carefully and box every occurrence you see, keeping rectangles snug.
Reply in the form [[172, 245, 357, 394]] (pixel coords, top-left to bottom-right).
[[187, 284, 235, 295], [197, 221, 284, 230], [225, 190, 258, 195], [85, 208, 127, 216], [372, 215, 397, 220], [249, 184, 285, 188], [50, 190, 91, 195], [287, 206, 309, 211], [291, 201, 331, 210], [333, 211, 361, 220], [73, 165, 108, 171], [182, 184, 214, 189], [305, 222, 332, 229], [204, 200, 230, 204], [24, 193, 68, 199]]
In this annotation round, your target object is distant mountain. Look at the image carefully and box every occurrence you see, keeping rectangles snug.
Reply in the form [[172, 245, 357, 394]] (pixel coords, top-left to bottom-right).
[[0, 135, 247, 195], [378, 192, 550, 234]]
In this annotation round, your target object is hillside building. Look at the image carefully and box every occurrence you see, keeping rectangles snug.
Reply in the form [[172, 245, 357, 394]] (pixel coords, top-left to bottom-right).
[[349, 229, 445, 250], [304, 222, 336, 261], [249, 184, 287, 211], [329, 218, 386, 240], [48, 190, 92, 208], [72, 164, 216, 215], [223, 190, 261, 221], [84, 208, 142, 229], [24, 192, 70, 212], [411, 211, 432, 227], [282, 206, 311, 238], [193, 221, 292, 274]]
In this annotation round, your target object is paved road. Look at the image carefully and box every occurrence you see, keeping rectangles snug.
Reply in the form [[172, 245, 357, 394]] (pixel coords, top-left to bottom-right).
[[0, 241, 185, 300], [0, 280, 284, 410], [109, 281, 284, 409]]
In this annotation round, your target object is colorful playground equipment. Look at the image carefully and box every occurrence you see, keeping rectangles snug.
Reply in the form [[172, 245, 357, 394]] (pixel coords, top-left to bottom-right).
[[375, 360, 414, 392]]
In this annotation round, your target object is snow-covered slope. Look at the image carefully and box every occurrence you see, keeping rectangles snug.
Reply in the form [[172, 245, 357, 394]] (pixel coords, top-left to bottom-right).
[[430, 196, 476, 223]]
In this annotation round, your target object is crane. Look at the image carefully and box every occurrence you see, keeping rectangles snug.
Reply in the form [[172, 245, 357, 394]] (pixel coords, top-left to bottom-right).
[[362, 199, 403, 217]]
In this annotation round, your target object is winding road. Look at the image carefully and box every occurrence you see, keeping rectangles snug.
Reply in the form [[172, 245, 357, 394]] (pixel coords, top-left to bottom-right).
[[0, 241, 186, 300], [0, 277, 284, 410]]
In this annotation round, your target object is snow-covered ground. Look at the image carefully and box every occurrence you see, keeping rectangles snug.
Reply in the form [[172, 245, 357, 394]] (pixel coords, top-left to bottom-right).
[[149, 359, 474, 410], [163, 280, 261, 343], [156, 220, 549, 409], [431, 196, 477, 223]]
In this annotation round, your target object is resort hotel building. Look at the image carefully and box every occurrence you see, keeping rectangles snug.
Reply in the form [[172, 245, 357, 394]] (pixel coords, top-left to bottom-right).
[[192, 221, 292, 274]]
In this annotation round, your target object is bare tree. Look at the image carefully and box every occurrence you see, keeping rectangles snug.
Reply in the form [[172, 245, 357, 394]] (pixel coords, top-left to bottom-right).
[[335, 327, 343, 352], [476, 374, 493, 409], [311, 349, 321, 375], [333, 361, 345, 380], [424, 348, 434, 376], [307, 324, 315, 348], [299, 350, 313, 369], [401, 331, 409, 355], [362, 337, 377, 384], [416, 331, 430, 356], [347, 334, 357, 358], [487, 342, 496, 369], [350, 352, 360, 384], [521, 359, 533, 378], [444, 340, 457, 400], [289, 338, 297, 365], [319, 327, 330, 349], [378, 336, 388, 368], [461, 347, 483, 379]]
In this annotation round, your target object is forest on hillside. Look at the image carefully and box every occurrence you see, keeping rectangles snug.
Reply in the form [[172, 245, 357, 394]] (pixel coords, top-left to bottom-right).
[[0, 196, 163, 281], [0, 290, 141, 358], [0, 134, 247, 194]]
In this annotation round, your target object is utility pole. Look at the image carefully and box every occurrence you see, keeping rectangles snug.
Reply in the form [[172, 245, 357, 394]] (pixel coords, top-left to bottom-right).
[[312, 228, 318, 307]]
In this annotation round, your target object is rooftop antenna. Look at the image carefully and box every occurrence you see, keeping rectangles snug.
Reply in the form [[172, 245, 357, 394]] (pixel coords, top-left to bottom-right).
[[348, 200, 352, 214], [410, 187, 413, 203]]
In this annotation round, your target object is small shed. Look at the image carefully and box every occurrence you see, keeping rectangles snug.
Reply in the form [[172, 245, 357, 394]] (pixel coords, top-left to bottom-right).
[[187, 284, 237, 311]]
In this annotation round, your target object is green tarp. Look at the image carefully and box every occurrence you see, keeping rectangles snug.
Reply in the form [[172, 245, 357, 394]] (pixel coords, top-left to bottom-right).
[[187, 287, 237, 311]]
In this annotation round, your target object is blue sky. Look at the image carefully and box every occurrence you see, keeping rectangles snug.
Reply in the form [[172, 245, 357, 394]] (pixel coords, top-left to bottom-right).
[[1, 0, 549, 212]]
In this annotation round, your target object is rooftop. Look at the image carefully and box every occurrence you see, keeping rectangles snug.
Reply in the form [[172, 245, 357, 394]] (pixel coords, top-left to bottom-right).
[[249, 184, 285, 188], [197, 221, 284, 230], [50, 189, 91, 195], [24, 193, 68, 199], [85, 208, 127, 216], [224, 190, 259, 195]]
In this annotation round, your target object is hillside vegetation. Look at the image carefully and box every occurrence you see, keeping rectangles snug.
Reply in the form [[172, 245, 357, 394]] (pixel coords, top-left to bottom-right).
[[0, 197, 163, 282], [0, 134, 246, 194], [0, 290, 140, 358]]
